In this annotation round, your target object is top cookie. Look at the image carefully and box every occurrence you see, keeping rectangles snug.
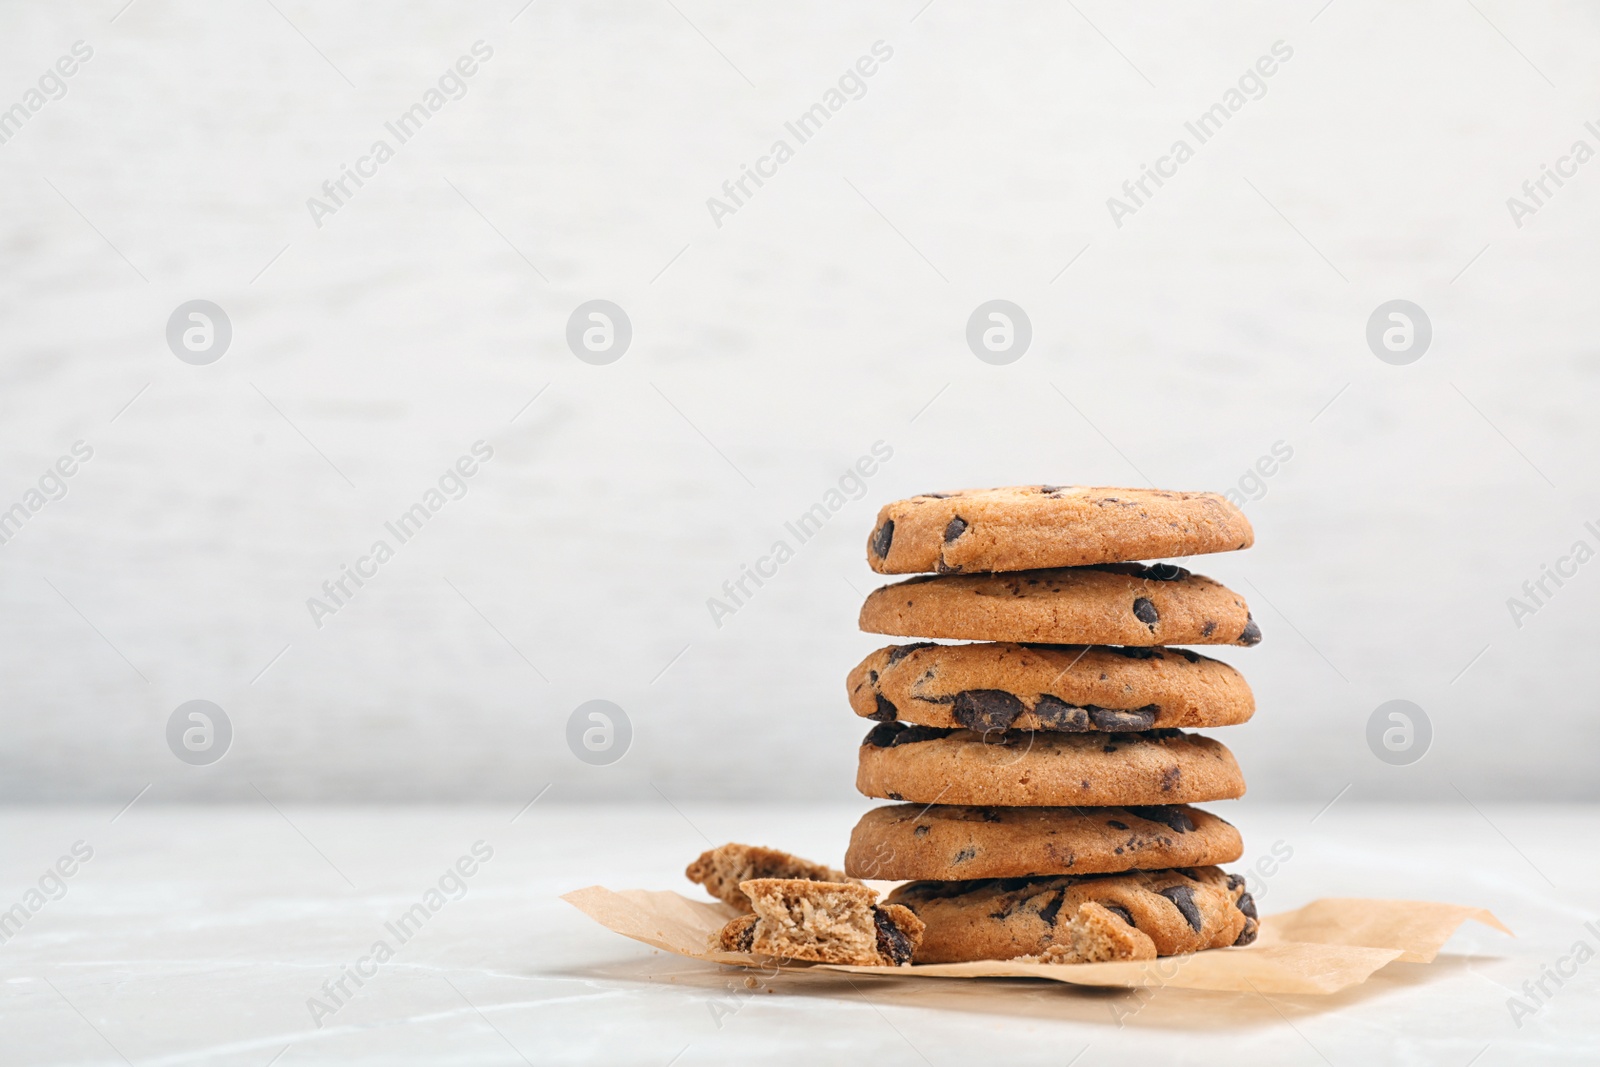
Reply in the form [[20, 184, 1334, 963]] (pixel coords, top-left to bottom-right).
[[867, 486, 1253, 575]]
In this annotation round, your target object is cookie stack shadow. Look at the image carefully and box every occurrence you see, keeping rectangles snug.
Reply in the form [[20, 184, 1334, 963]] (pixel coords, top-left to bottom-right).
[[842, 486, 1262, 964]]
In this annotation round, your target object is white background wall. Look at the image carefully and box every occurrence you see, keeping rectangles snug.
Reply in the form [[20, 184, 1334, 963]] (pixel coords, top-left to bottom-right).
[[2, 1, 1598, 803]]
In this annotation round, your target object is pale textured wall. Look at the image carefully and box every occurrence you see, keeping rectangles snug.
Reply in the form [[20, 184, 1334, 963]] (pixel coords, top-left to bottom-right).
[[2, 1, 1598, 802]]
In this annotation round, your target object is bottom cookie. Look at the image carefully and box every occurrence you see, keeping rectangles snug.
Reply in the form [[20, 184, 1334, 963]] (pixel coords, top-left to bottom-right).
[[885, 866, 1256, 964], [712, 878, 924, 967]]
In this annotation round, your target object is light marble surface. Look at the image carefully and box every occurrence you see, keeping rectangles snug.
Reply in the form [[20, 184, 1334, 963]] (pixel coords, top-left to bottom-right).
[[2, 802, 1597, 1065]]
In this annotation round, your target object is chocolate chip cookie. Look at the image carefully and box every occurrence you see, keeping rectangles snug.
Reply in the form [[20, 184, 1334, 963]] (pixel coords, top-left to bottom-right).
[[687, 843, 854, 912], [712, 878, 924, 966], [856, 725, 1245, 806], [848, 642, 1254, 732], [844, 803, 1242, 880], [858, 563, 1259, 646], [867, 486, 1253, 575], [886, 866, 1257, 963]]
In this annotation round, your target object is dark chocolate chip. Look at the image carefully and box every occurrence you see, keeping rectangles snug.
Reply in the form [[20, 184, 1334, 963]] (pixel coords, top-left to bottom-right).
[[1132, 597, 1159, 628], [1104, 646, 1160, 660], [1225, 873, 1245, 892], [1107, 820, 1129, 831], [1238, 615, 1262, 646], [885, 642, 936, 665], [1103, 904, 1136, 927], [864, 722, 905, 748], [1033, 695, 1092, 731], [732, 921, 756, 952], [918, 492, 955, 499], [952, 846, 977, 864], [1172, 648, 1202, 663], [978, 809, 1003, 822], [1236, 892, 1257, 920], [869, 694, 899, 722], [943, 516, 968, 542], [1234, 916, 1259, 946], [1126, 806, 1194, 833], [886, 792, 905, 801], [873, 907, 916, 965], [913, 825, 929, 837], [1038, 889, 1066, 927], [1201, 620, 1216, 637], [871, 520, 895, 559], [876, 723, 947, 748], [1089, 706, 1158, 731], [1158, 885, 1203, 932], [951, 690, 1024, 732], [1159, 766, 1181, 791], [1039, 485, 1065, 493], [1095, 562, 1190, 580]]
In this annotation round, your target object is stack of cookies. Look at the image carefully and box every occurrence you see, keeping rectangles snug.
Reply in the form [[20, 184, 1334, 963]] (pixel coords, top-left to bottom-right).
[[843, 486, 1262, 964]]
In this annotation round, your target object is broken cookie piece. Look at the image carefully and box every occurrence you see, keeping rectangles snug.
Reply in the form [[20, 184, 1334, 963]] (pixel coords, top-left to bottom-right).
[[711, 878, 924, 966], [1022, 901, 1158, 964], [686, 843, 854, 912]]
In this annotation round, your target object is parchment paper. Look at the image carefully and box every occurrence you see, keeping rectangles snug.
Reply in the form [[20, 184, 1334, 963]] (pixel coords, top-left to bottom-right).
[[562, 886, 1509, 995]]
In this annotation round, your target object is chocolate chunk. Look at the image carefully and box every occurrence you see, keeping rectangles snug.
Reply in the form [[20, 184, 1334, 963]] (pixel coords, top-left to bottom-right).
[[885, 642, 935, 665], [732, 921, 756, 952], [1158, 885, 1203, 932], [1104, 646, 1159, 660], [953, 846, 977, 864], [1238, 615, 1262, 646], [1225, 873, 1245, 892], [864, 722, 904, 748], [871, 520, 894, 559], [886, 792, 905, 801], [864, 723, 954, 748], [1234, 916, 1259, 946], [1132, 597, 1159, 628], [1159, 766, 1181, 791], [870, 695, 899, 722], [1096, 562, 1190, 580], [1102, 903, 1136, 927], [1236, 892, 1257, 920], [1038, 889, 1066, 927], [1200, 620, 1216, 637], [1033, 695, 1092, 731], [873, 908, 916, 965], [1126, 806, 1194, 833], [1089, 705, 1158, 731], [943, 516, 968, 542], [1106, 820, 1129, 831], [952, 690, 1024, 732], [1171, 648, 1202, 663]]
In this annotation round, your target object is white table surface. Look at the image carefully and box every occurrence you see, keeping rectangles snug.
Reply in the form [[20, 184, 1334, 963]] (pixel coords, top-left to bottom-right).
[[2, 802, 1595, 1066]]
